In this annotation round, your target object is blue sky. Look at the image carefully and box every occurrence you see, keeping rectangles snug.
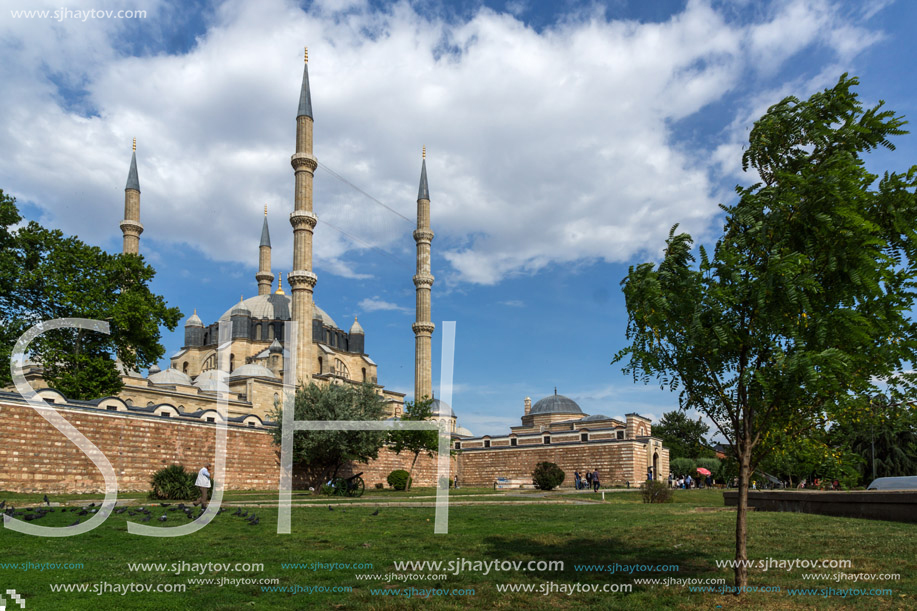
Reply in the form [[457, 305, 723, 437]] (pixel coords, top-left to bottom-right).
[[1, 0, 915, 437]]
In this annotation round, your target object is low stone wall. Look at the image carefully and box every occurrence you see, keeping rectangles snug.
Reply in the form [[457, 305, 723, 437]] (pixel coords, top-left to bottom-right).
[[723, 490, 917, 524], [0, 400, 447, 494]]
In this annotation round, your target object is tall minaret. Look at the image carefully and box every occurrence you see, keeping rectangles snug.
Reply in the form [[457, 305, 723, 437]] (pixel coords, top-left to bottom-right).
[[287, 47, 318, 386], [256, 205, 274, 295], [413, 147, 435, 401], [120, 138, 143, 255]]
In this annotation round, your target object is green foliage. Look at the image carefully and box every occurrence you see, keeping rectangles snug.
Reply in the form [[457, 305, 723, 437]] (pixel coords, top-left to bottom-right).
[[828, 396, 917, 483], [269, 382, 387, 490], [652, 411, 711, 458], [696, 457, 721, 479], [532, 461, 565, 490], [387, 397, 439, 490], [669, 457, 697, 477], [387, 469, 412, 491], [0, 191, 181, 397], [148, 464, 197, 500], [613, 75, 917, 586], [641, 479, 674, 503]]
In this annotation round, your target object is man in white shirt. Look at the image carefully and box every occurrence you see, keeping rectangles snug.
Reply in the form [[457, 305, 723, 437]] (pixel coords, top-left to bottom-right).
[[193, 463, 211, 508]]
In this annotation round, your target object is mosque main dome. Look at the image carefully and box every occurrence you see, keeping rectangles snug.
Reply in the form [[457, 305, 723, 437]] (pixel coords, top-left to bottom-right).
[[530, 392, 583, 415], [217, 294, 338, 328]]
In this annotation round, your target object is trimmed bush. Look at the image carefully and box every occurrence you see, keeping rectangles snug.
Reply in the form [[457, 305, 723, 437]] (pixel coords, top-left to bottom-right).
[[387, 469, 412, 491], [532, 461, 565, 490], [670, 457, 697, 478], [641, 479, 674, 503], [148, 464, 197, 500]]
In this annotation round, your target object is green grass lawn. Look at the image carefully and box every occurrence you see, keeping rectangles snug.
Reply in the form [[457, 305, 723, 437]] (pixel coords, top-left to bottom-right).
[[0, 489, 913, 610]]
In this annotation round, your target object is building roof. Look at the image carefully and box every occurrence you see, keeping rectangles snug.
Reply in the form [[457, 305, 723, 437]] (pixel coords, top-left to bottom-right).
[[148, 367, 192, 386], [431, 398, 453, 417], [297, 61, 313, 119], [349, 316, 364, 335], [418, 158, 429, 200], [454, 425, 474, 437], [185, 310, 203, 327], [218, 294, 337, 328], [260, 214, 271, 248], [125, 150, 140, 192], [580, 414, 612, 422], [193, 369, 229, 391], [530, 391, 583, 415], [229, 363, 277, 379]]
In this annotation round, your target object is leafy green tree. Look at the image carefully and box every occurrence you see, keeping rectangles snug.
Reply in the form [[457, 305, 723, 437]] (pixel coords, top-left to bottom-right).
[[387, 397, 438, 491], [270, 382, 388, 492], [829, 396, 917, 483], [614, 75, 917, 590], [0, 192, 181, 398], [652, 410, 712, 458]]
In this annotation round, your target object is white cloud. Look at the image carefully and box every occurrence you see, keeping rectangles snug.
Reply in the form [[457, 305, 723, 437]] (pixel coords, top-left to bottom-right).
[[358, 296, 410, 313], [0, 0, 883, 287]]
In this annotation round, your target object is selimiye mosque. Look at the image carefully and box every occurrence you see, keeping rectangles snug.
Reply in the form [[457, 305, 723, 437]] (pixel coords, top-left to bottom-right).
[[12, 48, 669, 484]]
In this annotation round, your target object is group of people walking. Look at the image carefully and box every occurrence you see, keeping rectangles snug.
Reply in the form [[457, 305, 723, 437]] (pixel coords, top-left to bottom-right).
[[668, 473, 712, 489], [573, 469, 600, 492]]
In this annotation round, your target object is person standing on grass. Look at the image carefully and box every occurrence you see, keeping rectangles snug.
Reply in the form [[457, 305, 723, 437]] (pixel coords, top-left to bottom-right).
[[585, 470, 592, 489], [574, 470, 582, 490], [592, 469, 600, 492], [193, 462, 211, 508]]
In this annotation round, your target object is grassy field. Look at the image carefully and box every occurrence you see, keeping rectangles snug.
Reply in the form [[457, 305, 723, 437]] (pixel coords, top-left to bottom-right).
[[0, 488, 914, 610]]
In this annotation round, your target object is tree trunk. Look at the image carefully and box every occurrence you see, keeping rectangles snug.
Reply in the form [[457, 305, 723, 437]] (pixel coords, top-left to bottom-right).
[[407, 452, 419, 491], [734, 447, 752, 592]]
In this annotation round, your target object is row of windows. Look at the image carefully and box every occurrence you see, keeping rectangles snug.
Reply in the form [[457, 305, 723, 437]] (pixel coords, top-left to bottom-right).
[[456, 430, 626, 450]]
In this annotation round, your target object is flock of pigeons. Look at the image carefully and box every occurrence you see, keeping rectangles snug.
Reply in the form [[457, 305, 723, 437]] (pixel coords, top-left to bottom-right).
[[0, 497, 261, 527]]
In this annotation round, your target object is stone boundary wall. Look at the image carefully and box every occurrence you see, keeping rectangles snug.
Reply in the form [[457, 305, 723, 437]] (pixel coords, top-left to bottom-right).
[[723, 490, 917, 524], [456, 441, 668, 487], [0, 401, 445, 494]]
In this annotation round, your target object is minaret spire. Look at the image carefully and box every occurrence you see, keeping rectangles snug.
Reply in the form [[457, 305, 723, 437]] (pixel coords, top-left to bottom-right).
[[256, 205, 274, 295], [120, 138, 143, 255], [288, 46, 318, 386], [413, 147, 435, 401]]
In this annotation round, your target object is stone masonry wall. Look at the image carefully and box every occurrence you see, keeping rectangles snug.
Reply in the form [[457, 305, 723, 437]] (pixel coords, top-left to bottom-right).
[[456, 441, 669, 487], [0, 400, 444, 494]]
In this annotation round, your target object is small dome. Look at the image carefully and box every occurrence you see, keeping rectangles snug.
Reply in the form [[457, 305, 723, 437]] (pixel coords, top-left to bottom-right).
[[431, 399, 453, 417], [149, 367, 192, 386], [269, 338, 283, 354], [148, 364, 161, 375], [580, 414, 611, 422], [193, 369, 229, 391], [349, 316, 364, 335], [530, 391, 583, 415], [185, 309, 203, 327], [229, 363, 277, 379], [231, 297, 251, 317], [454, 425, 474, 437]]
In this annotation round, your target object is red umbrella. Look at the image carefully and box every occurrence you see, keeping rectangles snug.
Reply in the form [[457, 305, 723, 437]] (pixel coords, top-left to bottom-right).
[[696, 467, 712, 476]]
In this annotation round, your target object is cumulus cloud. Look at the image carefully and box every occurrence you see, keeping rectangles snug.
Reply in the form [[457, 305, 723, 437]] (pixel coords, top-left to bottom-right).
[[0, 0, 884, 286]]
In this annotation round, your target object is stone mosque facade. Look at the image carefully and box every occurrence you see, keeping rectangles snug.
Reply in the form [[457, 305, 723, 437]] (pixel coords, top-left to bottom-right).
[[1, 49, 668, 492]]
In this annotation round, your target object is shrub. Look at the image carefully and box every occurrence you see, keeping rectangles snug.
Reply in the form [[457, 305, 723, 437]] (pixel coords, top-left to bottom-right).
[[320, 483, 336, 496], [670, 457, 697, 478], [148, 464, 197, 500], [642, 479, 674, 503], [387, 469, 412, 491], [375, 482, 384, 489], [532, 461, 565, 490]]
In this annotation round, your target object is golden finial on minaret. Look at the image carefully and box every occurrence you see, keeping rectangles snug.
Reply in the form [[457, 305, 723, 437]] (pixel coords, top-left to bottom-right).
[[275, 272, 285, 295], [132, 138, 136, 152], [264, 204, 268, 216], [422, 145, 426, 159], [304, 46, 308, 63]]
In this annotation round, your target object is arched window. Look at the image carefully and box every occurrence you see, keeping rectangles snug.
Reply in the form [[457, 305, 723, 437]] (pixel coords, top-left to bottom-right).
[[125, 398, 133, 407], [147, 401, 155, 407], [182, 361, 188, 374], [229, 354, 235, 371], [255, 324, 262, 341], [362, 367, 367, 382], [317, 356, 323, 373], [268, 324, 275, 340], [333, 358, 349, 379]]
